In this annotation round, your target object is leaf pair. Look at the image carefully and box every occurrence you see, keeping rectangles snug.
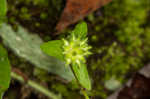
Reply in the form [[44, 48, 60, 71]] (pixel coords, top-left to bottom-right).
[[41, 22, 88, 61], [41, 22, 91, 90]]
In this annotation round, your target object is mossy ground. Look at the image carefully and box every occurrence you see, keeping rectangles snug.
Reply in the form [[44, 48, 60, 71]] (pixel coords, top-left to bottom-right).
[[2, 0, 150, 99]]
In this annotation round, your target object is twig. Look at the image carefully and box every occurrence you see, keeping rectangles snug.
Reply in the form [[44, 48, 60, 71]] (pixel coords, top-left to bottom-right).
[[11, 71, 61, 99]]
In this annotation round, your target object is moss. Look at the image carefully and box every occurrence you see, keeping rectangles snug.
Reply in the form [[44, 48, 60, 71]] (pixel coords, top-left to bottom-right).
[[5, 0, 150, 98], [88, 0, 149, 98]]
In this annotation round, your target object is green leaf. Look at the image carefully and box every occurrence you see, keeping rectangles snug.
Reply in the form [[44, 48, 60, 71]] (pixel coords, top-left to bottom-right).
[[72, 63, 91, 90], [0, 24, 74, 81], [0, 0, 7, 24], [71, 22, 87, 39], [41, 40, 64, 61], [0, 0, 7, 16], [0, 45, 11, 99]]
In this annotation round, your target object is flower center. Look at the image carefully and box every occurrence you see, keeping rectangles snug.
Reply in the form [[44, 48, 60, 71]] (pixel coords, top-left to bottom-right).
[[62, 35, 91, 67]]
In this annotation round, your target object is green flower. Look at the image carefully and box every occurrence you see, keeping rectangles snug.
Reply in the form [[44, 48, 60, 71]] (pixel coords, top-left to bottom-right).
[[62, 34, 92, 67]]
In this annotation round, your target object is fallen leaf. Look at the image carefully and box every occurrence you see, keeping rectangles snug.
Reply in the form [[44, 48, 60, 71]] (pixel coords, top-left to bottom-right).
[[56, 0, 112, 33]]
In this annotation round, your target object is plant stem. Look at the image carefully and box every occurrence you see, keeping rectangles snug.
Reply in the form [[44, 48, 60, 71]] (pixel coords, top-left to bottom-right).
[[82, 90, 90, 99], [11, 71, 61, 99]]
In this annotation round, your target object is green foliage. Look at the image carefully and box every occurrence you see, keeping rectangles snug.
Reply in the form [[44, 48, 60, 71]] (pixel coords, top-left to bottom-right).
[[0, 0, 7, 16], [2, 0, 150, 98], [102, 0, 147, 83], [88, 0, 149, 95], [72, 63, 91, 90], [41, 40, 64, 61], [71, 22, 88, 39], [63, 33, 91, 67], [98, 43, 128, 81], [0, 0, 7, 24], [63, 22, 92, 90], [52, 82, 81, 99], [0, 23, 74, 81], [41, 22, 92, 91], [0, 45, 11, 99]]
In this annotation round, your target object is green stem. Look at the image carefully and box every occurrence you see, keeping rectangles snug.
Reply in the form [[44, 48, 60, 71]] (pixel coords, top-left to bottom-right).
[[0, 92, 4, 99], [82, 90, 90, 99], [11, 72, 61, 99]]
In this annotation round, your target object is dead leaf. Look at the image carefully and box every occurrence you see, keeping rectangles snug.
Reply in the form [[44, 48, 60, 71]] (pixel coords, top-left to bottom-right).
[[56, 0, 112, 33]]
